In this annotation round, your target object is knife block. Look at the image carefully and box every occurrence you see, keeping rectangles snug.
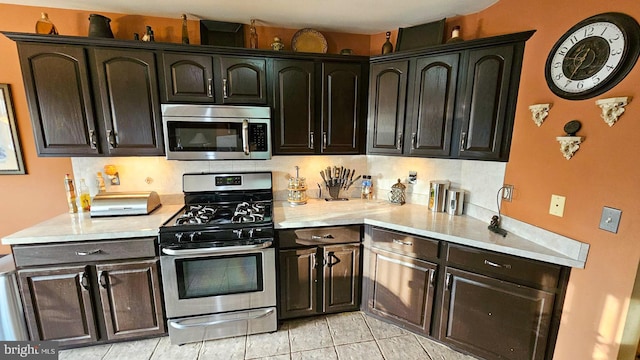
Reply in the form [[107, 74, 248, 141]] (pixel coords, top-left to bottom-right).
[[326, 185, 348, 201]]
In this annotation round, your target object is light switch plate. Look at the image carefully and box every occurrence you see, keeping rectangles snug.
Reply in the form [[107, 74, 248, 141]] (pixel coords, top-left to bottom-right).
[[549, 195, 566, 217], [599, 207, 622, 233]]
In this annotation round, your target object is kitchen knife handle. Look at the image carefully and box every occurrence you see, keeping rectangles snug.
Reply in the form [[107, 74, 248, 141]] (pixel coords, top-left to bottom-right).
[[309, 131, 314, 149], [396, 132, 403, 150], [460, 132, 467, 151], [207, 78, 213, 98]]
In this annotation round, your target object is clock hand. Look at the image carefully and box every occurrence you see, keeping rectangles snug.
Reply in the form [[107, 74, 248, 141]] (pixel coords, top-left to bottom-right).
[[569, 47, 591, 78]]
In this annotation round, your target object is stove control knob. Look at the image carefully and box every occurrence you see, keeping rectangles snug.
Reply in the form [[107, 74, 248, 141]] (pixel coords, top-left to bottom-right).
[[233, 229, 243, 238], [175, 233, 184, 242], [189, 232, 202, 242], [247, 228, 255, 238]]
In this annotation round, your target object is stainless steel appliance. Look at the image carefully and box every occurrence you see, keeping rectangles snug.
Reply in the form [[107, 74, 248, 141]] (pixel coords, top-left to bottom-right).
[[159, 172, 277, 345], [161, 104, 271, 160], [447, 189, 465, 215], [90, 191, 161, 217], [0, 255, 29, 341], [428, 180, 450, 212]]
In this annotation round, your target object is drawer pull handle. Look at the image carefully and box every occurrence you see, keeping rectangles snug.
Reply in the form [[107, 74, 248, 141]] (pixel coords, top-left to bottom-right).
[[98, 272, 108, 288], [392, 239, 413, 246], [484, 259, 512, 269], [76, 249, 102, 256], [80, 272, 89, 290], [311, 234, 334, 240]]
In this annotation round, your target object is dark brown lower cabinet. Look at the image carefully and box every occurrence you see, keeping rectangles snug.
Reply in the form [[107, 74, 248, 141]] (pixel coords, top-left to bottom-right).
[[366, 248, 437, 335], [278, 243, 360, 319], [439, 267, 555, 360], [17, 255, 165, 347]]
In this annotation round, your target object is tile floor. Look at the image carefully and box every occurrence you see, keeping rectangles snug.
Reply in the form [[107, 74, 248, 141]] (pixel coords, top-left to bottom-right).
[[58, 312, 478, 360]]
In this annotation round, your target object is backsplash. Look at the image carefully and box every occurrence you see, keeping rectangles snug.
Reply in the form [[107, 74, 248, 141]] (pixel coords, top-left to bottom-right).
[[71, 155, 505, 212]]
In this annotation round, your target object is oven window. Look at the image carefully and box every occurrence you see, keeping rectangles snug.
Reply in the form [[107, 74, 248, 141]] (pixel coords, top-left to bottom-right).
[[167, 121, 242, 152], [176, 253, 264, 299]]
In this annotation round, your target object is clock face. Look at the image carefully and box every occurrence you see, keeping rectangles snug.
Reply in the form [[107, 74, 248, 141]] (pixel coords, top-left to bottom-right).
[[545, 13, 640, 100]]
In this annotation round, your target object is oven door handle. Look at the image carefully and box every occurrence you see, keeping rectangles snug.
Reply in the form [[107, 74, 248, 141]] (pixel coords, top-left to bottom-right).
[[242, 119, 250, 155], [161, 241, 272, 256], [168, 308, 275, 329]]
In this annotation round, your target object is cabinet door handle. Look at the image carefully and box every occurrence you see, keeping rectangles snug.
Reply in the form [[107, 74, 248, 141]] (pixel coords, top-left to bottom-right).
[[396, 132, 403, 150], [411, 132, 417, 149], [222, 78, 228, 99], [392, 239, 413, 246], [207, 78, 213, 98], [80, 272, 90, 290], [445, 273, 452, 290], [75, 249, 102, 256], [309, 131, 314, 149], [484, 259, 512, 269], [98, 271, 108, 288], [429, 269, 436, 287], [107, 130, 117, 149], [460, 131, 467, 151], [89, 130, 97, 149], [322, 132, 327, 150]]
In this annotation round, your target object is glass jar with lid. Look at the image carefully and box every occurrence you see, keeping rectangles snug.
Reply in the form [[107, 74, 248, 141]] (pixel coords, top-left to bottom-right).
[[388, 179, 406, 205]]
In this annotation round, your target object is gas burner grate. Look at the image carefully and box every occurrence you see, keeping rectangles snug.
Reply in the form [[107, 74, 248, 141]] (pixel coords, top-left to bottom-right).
[[232, 202, 265, 223], [173, 202, 268, 226]]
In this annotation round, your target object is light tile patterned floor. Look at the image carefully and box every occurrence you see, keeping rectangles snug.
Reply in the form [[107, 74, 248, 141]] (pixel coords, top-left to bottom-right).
[[58, 312, 478, 360]]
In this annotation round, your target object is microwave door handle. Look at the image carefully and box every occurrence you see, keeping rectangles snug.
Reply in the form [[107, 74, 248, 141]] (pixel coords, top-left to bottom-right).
[[242, 119, 250, 155], [161, 241, 272, 256]]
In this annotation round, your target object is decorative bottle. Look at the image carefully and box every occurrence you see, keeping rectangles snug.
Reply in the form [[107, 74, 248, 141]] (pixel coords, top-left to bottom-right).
[[96, 172, 106, 193], [79, 179, 91, 212], [181, 14, 189, 44], [249, 19, 258, 49], [446, 26, 464, 43], [64, 174, 78, 213], [35, 12, 58, 35], [381, 31, 393, 54]]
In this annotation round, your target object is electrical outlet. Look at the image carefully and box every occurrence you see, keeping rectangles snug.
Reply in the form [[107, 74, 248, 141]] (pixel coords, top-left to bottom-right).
[[502, 184, 514, 202], [549, 195, 566, 217]]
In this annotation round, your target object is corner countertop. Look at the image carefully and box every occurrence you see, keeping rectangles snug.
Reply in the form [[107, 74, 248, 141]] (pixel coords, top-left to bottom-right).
[[1, 204, 182, 246], [2, 199, 588, 268], [274, 199, 588, 268]]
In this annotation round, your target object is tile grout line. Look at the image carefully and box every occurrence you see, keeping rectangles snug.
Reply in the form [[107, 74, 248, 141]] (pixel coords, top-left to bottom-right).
[[360, 312, 388, 360], [146, 338, 163, 360]]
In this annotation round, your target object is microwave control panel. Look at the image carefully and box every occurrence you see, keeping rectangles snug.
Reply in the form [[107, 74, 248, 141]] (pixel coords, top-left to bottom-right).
[[250, 124, 268, 151]]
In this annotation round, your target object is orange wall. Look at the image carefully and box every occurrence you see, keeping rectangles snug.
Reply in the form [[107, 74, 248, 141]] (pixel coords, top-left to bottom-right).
[[456, 1, 640, 359]]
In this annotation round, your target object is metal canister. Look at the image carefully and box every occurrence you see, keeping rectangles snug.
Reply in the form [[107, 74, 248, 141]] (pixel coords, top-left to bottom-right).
[[388, 179, 406, 205], [428, 180, 450, 212], [447, 189, 465, 215]]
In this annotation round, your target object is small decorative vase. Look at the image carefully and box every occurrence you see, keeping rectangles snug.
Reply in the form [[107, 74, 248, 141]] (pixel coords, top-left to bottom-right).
[[36, 12, 58, 35], [382, 31, 393, 54], [181, 14, 189, 44], [249, 19, 258, 49]]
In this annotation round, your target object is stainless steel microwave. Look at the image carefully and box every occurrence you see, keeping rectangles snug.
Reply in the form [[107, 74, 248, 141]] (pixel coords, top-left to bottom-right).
[[161, 104, 271, 160]]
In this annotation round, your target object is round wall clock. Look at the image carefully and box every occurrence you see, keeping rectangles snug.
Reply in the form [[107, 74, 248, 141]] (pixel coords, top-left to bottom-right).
[[545, 12, 640, 100]]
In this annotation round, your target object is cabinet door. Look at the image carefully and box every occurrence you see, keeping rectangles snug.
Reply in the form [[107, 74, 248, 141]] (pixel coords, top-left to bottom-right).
[[17, 265, 97, 346], [161, 53, 214, 102], [367, 248, 436, 335], [321, 62, 363, 154], [272, 60, 316, 154], [457, 45, 514, 160], [95, 260, 165, 340], [439, 267, 555, 360], [408, 54, 459, 157], [278, 248, 318, 319], [219, 57, 267, 104], [91, 48, 164, 156], [17, 43, 99, 156], [322, 244, 361, 313], [367, 61, 408, 155]]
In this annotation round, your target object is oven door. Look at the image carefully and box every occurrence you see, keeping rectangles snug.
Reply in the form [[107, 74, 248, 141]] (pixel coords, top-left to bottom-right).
[[160, 244, 276, 318]]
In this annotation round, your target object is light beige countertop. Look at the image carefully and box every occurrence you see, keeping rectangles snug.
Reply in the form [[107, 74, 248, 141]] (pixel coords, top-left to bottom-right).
[[274, 199, 588, 268], [2, 204, 182, 245], [2, 199, 588, 268]]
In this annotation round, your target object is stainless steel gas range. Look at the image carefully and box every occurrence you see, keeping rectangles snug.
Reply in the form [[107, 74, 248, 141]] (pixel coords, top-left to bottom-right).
[[159, 172, 277, 345]]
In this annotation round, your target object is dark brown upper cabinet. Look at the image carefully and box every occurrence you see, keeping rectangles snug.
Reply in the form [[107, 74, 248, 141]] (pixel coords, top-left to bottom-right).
[[368, 30, 534, 161], [272, 59, 366, 155], [160, 53, 266, 105], [17, 43, 99, 156], [90, 48, 164, 156], [16, 42, 164, 157]]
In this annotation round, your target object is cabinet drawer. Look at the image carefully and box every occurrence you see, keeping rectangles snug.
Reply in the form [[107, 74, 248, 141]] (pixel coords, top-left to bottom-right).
[[370, 227, 438, 260], [446, 244, 561, 289], [12, 238, 157, 267], [278, 225, 361, 249]]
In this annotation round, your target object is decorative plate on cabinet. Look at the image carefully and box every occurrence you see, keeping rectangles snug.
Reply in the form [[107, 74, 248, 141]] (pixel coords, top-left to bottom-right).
[[291, 28, 328, 53]]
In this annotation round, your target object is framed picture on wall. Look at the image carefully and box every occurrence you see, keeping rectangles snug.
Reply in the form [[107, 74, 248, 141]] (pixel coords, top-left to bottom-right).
[[0, 84, 26, 175]]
